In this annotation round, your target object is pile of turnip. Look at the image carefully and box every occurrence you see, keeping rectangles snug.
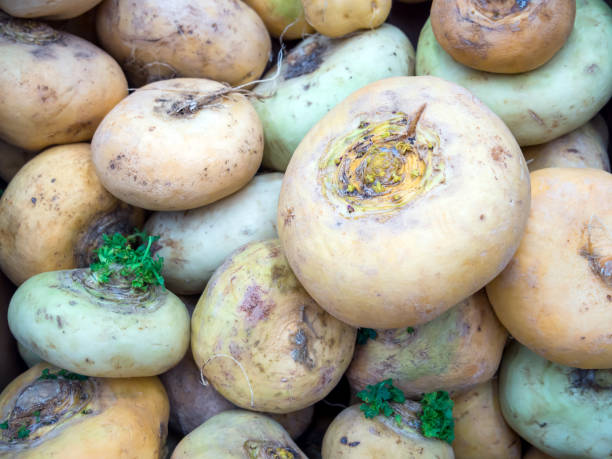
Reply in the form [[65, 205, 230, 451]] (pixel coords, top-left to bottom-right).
[[0, 0, 611, 458]]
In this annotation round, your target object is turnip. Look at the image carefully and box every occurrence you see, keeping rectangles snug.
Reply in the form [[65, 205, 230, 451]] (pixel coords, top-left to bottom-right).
[[0, 0, 103, 20], [523, 115, 610, 172], [91, 78, 263, 211], [486, 168, 612, 369], [302, 0, 391, 38], [191, 239, 356, 413], [347, 291, 507, 398], [160, 350, 314, 438], [452, 379, 521, 458], [172, 410, 306, 458], [322, 399, 454, 458], [0, 363, 169, 457], [8, 231, 190, 377], [145, 173, 282, 295], [0, 143, 144, 286], [278, 76, 530, 329], [96, 0, 271, 87], [499, 341, 612, 458], [430, 0, 575, 73], [0, 14, 127, 151], [416, 0, 612, 146]]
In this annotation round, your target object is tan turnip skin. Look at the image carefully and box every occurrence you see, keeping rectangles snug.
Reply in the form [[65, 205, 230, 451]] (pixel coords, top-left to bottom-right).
[[0, 363, 169, 458], [191, 239, 356, 414], [243, 0, 314, 39], [0, 0, 103, 20], [159, 350, 313, 438], [431, 0, 575, 74], [347, 291, 507, 398], [96, 0, 271, 87], [321, 402, 454, 458], [0, 15, 127, 152], [161, 298, 313, 438], [0, 143, 144, 286], [452, 379, 521, 459], [486, 168, 612, 369], [172, 410, 306, 458], [91, 78, 264, 211], [523, 115, 610, 172], [302, 0, 392, 38], [416, 0, 612, 147], [278, 76, 530, 329]]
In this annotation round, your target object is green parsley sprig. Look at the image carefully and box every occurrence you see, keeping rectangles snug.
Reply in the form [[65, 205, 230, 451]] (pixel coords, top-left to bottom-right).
[[419, 391, 455, 444], [356, 379, 406, 426], [356, 380, 455, 444], [90, 229, 164, 290], [356, 328, 377, 344], [38, 368, 88, 381]]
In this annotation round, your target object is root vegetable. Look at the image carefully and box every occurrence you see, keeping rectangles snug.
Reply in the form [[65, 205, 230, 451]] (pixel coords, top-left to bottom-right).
[[499, 341, 612, 458], [171, 410, 306, 458], [160, 351, 313, 438], [416, 0, 612, 146], [0, 143, 144, 286], [91, 78, 264, 211], [302, 0, 391, 38], [145, 173, 282, 295], [321, 401, 454, 458], [96, 0, 271, 87], [278, 76, 530, 329], [347, 291, 508, 398], [0, 363, 169, 457], [0, 14, 127, 151], [523, 115, 610, 172], [430, 0, 575, 73], [8, 232, 190, 377], [0, 0, 103, 20], [452, 379, 521, 459], [191, 239, 356, 413], [486, 167, 612, 369]]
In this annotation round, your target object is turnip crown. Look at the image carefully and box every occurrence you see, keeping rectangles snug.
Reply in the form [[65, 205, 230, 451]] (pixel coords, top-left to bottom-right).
[[90, 230, 164, 291], [318, 110, 445, 218], [0, 368, 93, 445]]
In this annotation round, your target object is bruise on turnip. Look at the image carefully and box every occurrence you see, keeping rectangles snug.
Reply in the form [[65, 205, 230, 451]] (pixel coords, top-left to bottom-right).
[[191, 239, 356, 414]]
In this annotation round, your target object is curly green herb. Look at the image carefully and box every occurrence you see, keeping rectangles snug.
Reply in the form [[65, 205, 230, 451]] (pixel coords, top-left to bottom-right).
[[39, 368, 88, 381], [90, 229, 164, 290], [356, 379, 406, 427], [356, 328, 377, 345], [16, 425, 30, 439], [419, 390, 454, 444]]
